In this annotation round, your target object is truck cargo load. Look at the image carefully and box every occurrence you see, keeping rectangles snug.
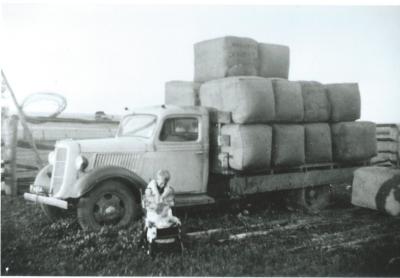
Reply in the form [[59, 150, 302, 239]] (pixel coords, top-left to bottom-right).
[[200, 76, 275, 124], [217, 124, 273, 171], [304, 123, 333, 163], [194, 36, 258, 82], [271, 79, 304, 122], [165, 81, 201, 106], [272, 124, 305, 167], [325, 83, 361, 122], [299, 81, 330, 122], [258, 43, 290, 79], [331, 121, 377, 162]]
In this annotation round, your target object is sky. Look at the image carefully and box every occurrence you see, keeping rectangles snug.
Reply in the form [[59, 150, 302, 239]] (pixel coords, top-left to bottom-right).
[[2, 4, 400, 123]]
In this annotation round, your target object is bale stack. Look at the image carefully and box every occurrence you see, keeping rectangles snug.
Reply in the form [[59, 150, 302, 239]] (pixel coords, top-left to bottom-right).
[[165, 36, 377, 173]]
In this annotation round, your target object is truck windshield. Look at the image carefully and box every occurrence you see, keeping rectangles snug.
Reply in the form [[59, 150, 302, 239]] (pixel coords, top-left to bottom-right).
[[118, 114, 157, 138]]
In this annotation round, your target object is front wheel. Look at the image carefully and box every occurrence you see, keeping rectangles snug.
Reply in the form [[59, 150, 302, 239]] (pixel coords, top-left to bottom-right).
[[77, 180, 140, 231]]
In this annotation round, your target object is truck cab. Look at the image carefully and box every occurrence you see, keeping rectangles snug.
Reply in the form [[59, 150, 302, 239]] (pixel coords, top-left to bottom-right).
[[25, 105, 213, 230]]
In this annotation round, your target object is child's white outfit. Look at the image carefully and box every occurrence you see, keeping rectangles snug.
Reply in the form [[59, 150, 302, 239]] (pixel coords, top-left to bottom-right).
[[142, 180, 181, 242]]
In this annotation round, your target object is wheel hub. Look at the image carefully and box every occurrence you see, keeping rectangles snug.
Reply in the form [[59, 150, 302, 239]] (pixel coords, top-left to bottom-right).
[[93, 193, 125, 224]]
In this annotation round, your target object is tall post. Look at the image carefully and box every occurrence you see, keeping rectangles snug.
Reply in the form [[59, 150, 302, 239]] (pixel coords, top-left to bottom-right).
[[4, 115, 18, 195], [1, 70, 44, 168]]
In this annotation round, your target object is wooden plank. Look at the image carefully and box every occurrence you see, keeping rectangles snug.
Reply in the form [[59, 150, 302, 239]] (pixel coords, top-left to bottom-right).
[[377, 141, 399, 154], [229, 167, 359, 196], [376, 124, 399, 141]]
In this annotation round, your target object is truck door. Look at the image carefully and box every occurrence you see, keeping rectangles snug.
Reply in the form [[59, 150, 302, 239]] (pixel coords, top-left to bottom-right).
[[154, 115, 208, 193]]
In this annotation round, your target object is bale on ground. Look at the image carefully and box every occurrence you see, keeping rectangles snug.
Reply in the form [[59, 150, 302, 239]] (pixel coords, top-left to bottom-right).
[[304, 123, 332, 163], [325, 83, 361, 122], [272, 124, 305, 167], [219, 124, 273, 171], [200, 76, 275, 124], [165, 81, 201, 106], [271, 79, 304, 122], [299, 81, 330, 122], [258, 43, 290, 79], [194, 36, 258, 82], [331, 121, 377, 162], [352, 167, 400, 216]]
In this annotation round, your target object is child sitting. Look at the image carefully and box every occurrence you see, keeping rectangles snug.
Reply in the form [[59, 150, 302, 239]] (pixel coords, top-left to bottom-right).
[[142, 169, 181, 243]]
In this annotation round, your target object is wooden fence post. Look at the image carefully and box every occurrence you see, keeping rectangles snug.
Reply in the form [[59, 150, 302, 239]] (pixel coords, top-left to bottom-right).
[[4, 115, 18, 196]]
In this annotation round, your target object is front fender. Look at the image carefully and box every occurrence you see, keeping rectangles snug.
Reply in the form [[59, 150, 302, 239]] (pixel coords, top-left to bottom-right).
[[33, 164, 52, 193], [74, 166, 147, 198]]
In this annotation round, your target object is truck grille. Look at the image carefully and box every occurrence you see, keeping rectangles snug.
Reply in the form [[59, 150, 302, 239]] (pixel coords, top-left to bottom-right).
[[94, 153, 141, 170], [50, 147, 68, 195]]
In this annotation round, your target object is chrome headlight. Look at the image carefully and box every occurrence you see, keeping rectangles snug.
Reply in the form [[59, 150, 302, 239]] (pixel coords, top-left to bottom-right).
[[48, 151, 55, 165], [75, 155, 89, 171]]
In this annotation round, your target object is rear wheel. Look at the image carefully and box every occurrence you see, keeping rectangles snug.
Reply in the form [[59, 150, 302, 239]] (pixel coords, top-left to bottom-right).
[[285, 185, 331, 212], [77, 180, 139, 231]]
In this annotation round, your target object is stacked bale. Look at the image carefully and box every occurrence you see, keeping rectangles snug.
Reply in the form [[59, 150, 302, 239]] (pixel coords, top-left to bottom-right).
[[165, 81, 201, 106], [219, 125, 273, 171], [272, 125, 305, 167], [200, 76, 275, 124], [325, 83, 361, 122], [258, 43, 290, 79], [166, 36, 377, 173], [331, 121, 377, 162], [194, 36, 259, 83]]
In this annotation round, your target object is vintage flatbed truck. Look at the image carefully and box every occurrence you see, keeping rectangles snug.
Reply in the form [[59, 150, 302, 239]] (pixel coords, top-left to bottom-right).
[[24, 105, 366, 230]]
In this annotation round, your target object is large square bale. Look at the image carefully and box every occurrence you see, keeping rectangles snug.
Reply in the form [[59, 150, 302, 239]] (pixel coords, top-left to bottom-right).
[[304, 123, 332, 163], [220, 124, 273, 171], [165, 81, 201, 106], [352, 167, 400, 216], [194, 36, 258, 82], [325, 83, 361, 122], [331, 121, 377, 162], [299, 81, 330, 122], [258, 43, 290, 79], [200, 76, 275, 124], [271, 79, 304, 122], [272, 124, 305, 167]]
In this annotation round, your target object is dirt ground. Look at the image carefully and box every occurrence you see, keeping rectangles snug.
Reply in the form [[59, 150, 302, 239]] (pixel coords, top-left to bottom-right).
[[1, 185, 400, 276]]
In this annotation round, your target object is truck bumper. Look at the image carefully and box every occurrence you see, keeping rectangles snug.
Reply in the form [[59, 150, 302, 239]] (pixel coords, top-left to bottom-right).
[[24, 192, 68, 209]]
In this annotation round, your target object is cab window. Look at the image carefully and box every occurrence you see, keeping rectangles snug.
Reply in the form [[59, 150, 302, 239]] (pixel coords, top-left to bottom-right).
[[160, 118, 199, 142]]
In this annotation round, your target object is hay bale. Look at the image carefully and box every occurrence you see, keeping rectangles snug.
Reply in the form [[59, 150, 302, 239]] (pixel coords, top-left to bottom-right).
[[304, 123, 332, 163], [271, 79, 304, 122], [194, 36, 258, 82], [220, 124, 273, 171], [272, 124, 305, 167], [258, 43, 290, 79], [352, 167, 400, 216], [331, 121, 377, 162], [325, 83, 361, 122], [299, 81, 330, 122], [200, 76, 275, 124], [165, 81, 201, 106]]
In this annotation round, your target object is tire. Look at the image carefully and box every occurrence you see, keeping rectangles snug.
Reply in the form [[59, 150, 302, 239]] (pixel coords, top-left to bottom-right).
[[285, 185, 331, 212], [77, 180, 139, 231]]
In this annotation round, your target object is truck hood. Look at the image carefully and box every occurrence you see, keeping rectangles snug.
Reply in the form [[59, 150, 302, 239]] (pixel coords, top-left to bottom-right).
[[76, 137, 151, 153]]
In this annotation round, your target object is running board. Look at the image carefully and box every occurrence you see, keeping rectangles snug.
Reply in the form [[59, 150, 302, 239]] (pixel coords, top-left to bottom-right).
[[174, 193, 215, 207]]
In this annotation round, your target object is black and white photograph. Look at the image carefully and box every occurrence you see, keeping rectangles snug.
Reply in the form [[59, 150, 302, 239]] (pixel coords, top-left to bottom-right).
[[1, 0, 400, 276]]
